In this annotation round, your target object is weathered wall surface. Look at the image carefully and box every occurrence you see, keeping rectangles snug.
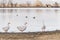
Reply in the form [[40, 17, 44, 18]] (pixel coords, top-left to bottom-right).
[[0, 31, 60, 40]]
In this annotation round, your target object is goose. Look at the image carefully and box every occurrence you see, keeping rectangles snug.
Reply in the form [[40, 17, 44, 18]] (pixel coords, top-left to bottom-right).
[[2, 22, 10, 32], [17, 25, 27, 32], [42, 20, 46, 32]]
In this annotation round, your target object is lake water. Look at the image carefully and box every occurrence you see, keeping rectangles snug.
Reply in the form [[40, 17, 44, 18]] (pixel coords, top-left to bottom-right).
[[0, 9, 60, 33]]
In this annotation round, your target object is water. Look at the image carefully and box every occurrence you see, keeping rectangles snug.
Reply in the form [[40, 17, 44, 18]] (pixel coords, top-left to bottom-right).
[[0, 9, 60, 33]]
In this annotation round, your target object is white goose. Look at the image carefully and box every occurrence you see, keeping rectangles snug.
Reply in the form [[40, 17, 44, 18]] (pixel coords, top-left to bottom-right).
[[17, 26, 27, 32], [42, 20, 46, 32], [17, 22, 27, 32], [2, 22, 10, 32]]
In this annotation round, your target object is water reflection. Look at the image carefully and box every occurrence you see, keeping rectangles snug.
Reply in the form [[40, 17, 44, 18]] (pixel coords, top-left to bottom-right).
[[0, 9, 59, 13], [0, 9, 59, 32], [0, 9, 60, 13], [0, 9, 43, 13]]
